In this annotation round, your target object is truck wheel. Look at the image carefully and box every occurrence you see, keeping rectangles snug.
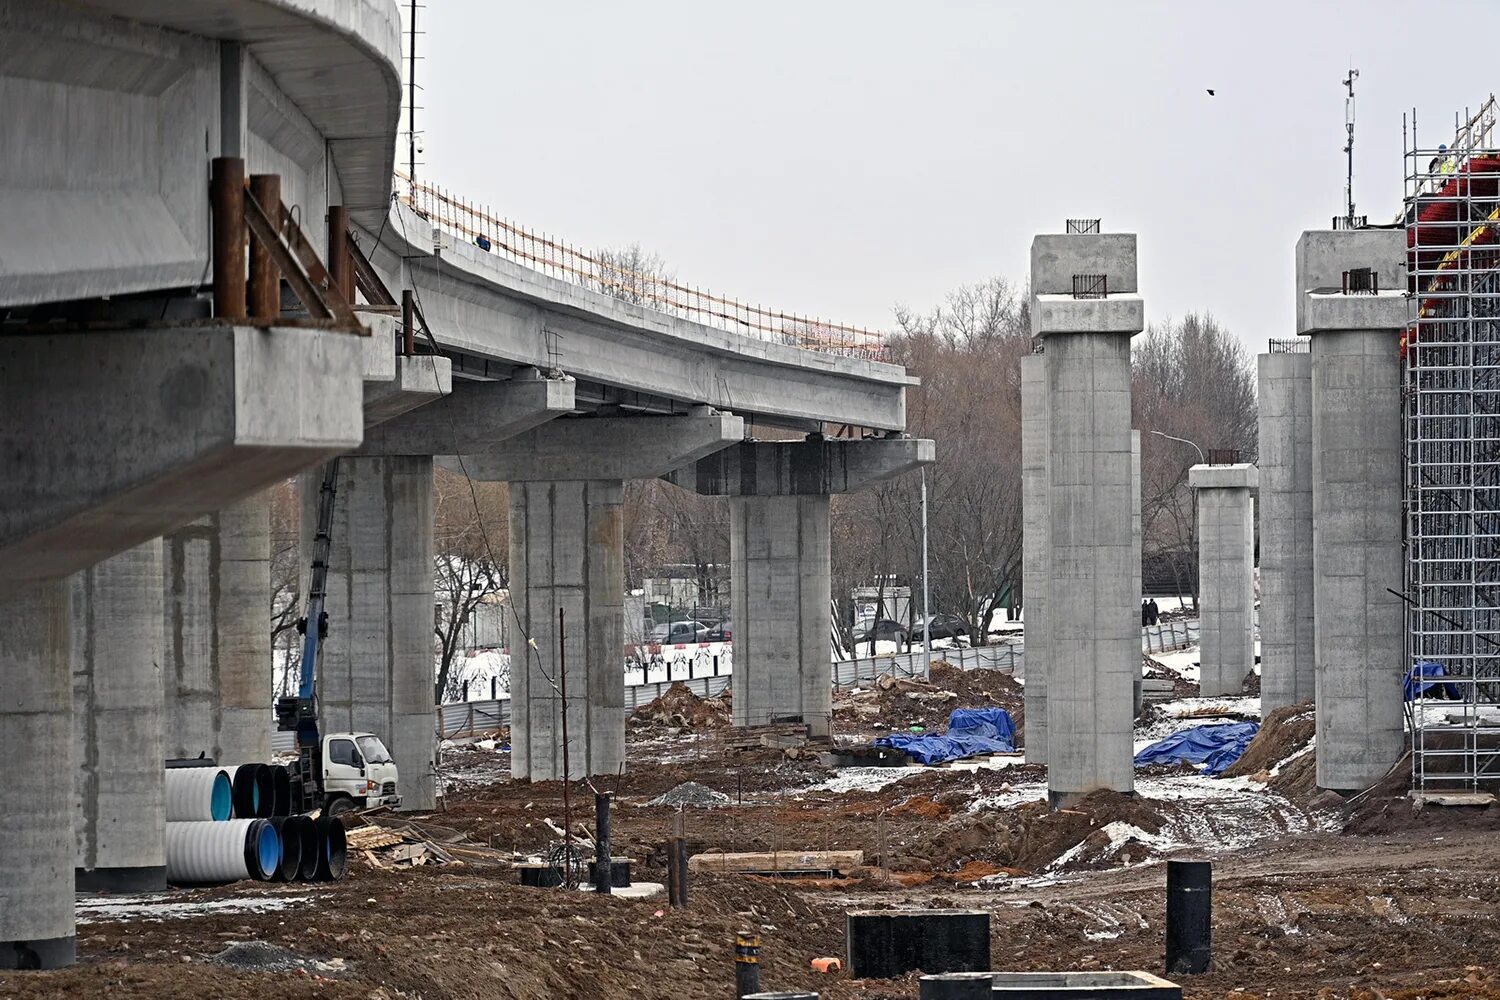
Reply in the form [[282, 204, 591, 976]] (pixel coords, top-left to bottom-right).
[[327, 796, 356, 818]]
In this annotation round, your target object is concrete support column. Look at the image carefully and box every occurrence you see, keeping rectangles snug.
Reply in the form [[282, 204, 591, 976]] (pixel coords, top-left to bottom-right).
[[1189, 465, 1258, 697], [0, 579, 75, 969], [1297, 229, 1407, 792], [1257, 351, 1315, 712], [72, 540, 166, 894], [305, 456, 436, 810], [1031, 229, 1143, 806], [162, 492, 271, 766], [1131, 429, 1143, 716], [730, 494, 832, 736], [508, 480, 625, 780], [1020, 354, 1049, 764]]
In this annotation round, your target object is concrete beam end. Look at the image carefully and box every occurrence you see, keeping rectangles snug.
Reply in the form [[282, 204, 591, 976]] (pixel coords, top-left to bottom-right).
[[363, 354, 453, 427], [1294, 229, 1406, 332]]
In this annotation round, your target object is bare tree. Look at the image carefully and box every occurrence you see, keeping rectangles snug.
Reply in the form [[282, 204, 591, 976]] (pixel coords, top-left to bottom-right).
[[432, 469, 509, 704], [1133, 312, 1258, 604], [594, 243, 675, 310], [268, 480, 303, 697]]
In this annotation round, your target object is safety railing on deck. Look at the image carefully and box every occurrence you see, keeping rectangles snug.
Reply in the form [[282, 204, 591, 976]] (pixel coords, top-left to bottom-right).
[[396, 172, 888, 361]]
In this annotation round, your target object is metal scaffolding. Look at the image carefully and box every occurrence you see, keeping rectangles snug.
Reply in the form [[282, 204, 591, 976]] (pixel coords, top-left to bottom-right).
[[1403, 96, 1500, 791]]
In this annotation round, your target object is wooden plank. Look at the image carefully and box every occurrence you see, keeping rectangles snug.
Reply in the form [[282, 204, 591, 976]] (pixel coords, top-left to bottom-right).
[[688, 850, 864, 874]]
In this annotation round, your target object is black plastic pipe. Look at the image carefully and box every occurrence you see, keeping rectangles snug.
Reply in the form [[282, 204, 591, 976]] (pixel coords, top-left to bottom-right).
[[268, 817, 302, 882], [314, 817, 348, 882], [594, 793, 612, 894], [1165, 859, 1212, 974], [269, 765, 293, 817]]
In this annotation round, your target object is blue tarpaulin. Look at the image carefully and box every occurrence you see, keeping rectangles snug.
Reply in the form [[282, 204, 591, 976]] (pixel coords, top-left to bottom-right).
[[875, 707, 1016, 765], [1133, 721, 1259, 776], [1405, 661, 1461, 701]]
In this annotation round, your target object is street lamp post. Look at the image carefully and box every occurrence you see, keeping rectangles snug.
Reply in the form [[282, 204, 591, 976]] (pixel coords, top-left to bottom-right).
[[1146, 429, 1206, 465]]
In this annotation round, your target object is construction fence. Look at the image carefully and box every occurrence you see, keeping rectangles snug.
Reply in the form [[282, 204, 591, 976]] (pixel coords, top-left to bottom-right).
[[270, 618, 1204, 749]]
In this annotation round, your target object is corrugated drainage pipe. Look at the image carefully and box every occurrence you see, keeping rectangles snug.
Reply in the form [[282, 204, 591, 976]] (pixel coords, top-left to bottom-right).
[[313, 817, 348, 882], [226, 764, 275, 819], [164, 767, 233, 822], [288, 816, 320, 882], [269, 765, 293, 816], [165, 820, 280, 884], [268, 818, 303, 882]]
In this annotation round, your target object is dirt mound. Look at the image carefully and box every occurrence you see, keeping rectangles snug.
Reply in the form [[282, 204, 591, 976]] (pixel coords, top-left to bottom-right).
[[646, 781, 731, 808], [629, 682, 730, 731], [1142, 655, 1199, 698], [898, 788, 1174, 874], [1223, 702, 1315, 783], [834, 662, 1024, 735]]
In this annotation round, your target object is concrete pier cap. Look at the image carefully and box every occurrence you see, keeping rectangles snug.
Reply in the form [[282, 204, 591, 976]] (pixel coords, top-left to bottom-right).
[[1188, 463, 1259, 491], [1294, 229, 1411, 335], [1030, 231, 1144, 339]]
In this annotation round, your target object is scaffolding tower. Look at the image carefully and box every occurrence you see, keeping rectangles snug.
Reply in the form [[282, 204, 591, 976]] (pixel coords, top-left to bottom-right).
[[1403, 96, 1500, 792]]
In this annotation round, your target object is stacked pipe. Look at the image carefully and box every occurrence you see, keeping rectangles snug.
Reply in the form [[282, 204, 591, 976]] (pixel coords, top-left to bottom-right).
[[162, 763, 346, 885]]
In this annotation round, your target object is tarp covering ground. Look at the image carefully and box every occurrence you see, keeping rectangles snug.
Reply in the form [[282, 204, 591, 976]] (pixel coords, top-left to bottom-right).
[[875, 707, 1016, 765], [1405, 661, 1461, 701], [1134, 721, 1259, 775]]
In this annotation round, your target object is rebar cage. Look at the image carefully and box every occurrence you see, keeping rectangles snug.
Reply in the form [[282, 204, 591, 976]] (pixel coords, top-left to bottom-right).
[[1403, 96, 1500, 791]]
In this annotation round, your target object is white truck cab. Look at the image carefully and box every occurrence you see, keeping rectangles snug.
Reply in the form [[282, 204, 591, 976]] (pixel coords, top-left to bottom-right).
[[322, 732, 400, 815]]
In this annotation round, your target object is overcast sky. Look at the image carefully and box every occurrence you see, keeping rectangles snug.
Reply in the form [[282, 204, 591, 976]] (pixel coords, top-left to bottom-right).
[[412, 1, 1500, 353]]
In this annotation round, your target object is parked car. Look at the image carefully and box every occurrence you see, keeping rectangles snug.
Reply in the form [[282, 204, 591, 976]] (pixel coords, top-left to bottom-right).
[[857, 618, 909, 644], [913, 613, 972, 643], [649, 620, 709, 644], [704, 620, 732, 642]]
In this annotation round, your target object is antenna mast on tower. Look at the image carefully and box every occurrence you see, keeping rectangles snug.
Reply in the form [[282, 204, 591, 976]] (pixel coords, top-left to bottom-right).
[[1342, 67, 1360, 225]]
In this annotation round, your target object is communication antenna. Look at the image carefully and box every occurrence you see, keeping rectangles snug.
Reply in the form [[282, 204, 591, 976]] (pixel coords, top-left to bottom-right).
[[406, 0, 425, 193], [1342, 67, 1360, 225]]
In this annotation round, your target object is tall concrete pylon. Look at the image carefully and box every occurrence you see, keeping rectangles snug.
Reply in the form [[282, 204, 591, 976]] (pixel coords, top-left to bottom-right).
[[1189, 464, 1259, 697], [1020, 354, 1050, 764], [1257, 350, 1315, 713], [1295, 229, 1408, 792], [1030, 228, 1144, 808]]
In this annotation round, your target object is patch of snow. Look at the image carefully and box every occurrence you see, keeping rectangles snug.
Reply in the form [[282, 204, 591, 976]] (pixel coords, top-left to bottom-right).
[[804, 767, 926, 794], [1151, 647, 1202, 682], [77, 892, 310, 925]]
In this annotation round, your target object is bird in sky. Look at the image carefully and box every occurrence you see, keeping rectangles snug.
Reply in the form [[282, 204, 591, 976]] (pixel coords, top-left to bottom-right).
[[1206, 88, 1216, 96]]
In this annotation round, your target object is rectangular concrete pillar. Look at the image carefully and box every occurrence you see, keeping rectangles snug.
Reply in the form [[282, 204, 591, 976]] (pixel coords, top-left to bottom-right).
[[1190, 465, 1258, 697], [1257, 351, 1315, 712], [509, 479, 625, 780], [71, 540, 166, 894], [730, 494, 833, 737], [162, 491, 271, 766], [1297, 228, 1408, 792], [1020, 354, 1049, 764], [0, 579, 74, 969], [1031, 229, 1143, 806], [1132, 429, 1143, 715], [304, 456, 437, 809]]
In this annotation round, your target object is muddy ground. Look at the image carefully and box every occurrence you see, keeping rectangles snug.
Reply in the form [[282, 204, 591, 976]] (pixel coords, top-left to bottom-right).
[[6, 676, 1500, 1000]]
